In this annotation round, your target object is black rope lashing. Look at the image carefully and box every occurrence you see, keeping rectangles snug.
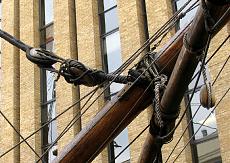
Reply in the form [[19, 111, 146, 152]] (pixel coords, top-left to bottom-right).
[[56, 59, 136, 87]]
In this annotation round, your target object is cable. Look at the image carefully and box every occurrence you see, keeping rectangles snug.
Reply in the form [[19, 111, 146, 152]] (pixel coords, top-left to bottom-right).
[[0, 111, 42, 161], [0, 0, 200, 160], [36, 84, 99, 162], [166, 52, 230, 162], [192, 121, 217, 130], [88, 42, 180, 161], [113, 125, 150, 161], [173, 87, 230, 162], [190, 35, 229, 82], [164, 40, 229, 162], [35, 10, 187, 161], [114, 0, 195, 75], [0, 86, 99, 158], [212, 54, 230, 85]]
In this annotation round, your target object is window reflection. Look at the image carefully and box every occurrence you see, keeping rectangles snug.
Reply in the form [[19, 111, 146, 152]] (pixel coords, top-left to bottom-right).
[[103, 0, 117, 11], [45, 0, 53, 24], [104, 31, 122, 73], [102, 8, 119, 33]]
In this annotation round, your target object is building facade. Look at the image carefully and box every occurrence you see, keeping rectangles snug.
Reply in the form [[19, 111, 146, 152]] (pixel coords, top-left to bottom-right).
[[0, 0, 229, 163]]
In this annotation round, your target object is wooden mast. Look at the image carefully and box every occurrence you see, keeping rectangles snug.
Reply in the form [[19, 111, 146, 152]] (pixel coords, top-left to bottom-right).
[[53, 1, 229, 162], [139, 1, 229, 162]]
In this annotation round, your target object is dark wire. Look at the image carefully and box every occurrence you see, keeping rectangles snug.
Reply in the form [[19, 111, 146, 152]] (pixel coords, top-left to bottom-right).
[[114, 0, 194, 75], [88, 43, 180, 162], [36, 85, 100, 162], [37, 6, 187, 161], [83, 5, 199, 158], [0, 86, 99, 158], [164, 31, 229, 162], [113, 125, 150, 161], [0, 111, 43, 161], [172, 87, 230, 162], [0, 0, 196, 159], [190, 36, 230, 82], [164, 52, 230, 163], [161, 32, 212, 151]]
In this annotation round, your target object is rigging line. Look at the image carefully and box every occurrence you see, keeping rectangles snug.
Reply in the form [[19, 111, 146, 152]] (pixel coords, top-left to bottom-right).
[[165, 55, 229, 162], [192, 122, 217, 130], [37, 47, 166, 162], [116, 8, 187, 77], [211, 7, 230, 33], [36, 33, 178, 160], [0, 0, 193, 158], [186, 3, 199, 13], [3, 21, 174, 159], [212, 54, 230, 85], [45, 45, 178, 162], [162, 34, 212, 162], [114, 20, 175, 75], [164, 41, 229, 163], [0, 111, 42, 161], [173, 87, 230, 162], [88, 77, 157, 161], [190, 35, 230, 82], [153, 1, 200, 66], [0, 86, 99, 158], [206, 35, 230, 64], [88, 44, 180, 161], [113, 125, 150, 161], [114, 0, 194, 74], [36, 84, 99, 163]]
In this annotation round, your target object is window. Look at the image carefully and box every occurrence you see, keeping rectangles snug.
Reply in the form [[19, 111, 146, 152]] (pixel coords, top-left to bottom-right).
[[173, 0, 222, 162], [99, 1, 130, 162], [44, 0, 53, 25], [39, 0, 56, 162]]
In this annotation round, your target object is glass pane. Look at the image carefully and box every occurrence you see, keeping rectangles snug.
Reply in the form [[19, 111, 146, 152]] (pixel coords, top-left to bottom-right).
[[114, 128, 131, 163], [105, 32, 122, 73], [101, 7, 119, 34], [45, 0, 53, 24], [103, 0, 117, 11], [189, 92, 217, 140], [176, 0, 198, 28], [196, 137, 222, 163], [46, 40, 56, 162], [104, 31, 123, 94]]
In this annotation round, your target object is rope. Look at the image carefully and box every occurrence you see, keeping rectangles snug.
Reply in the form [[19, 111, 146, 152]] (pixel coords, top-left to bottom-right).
[[165, 53, 229, 161], [172, 87, 230, 162]]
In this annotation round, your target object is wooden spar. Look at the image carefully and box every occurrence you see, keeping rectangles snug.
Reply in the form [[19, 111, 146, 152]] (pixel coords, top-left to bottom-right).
[[139, 1, 230, 162], [53, 1, 229, 162], [53, 84, 152, 163]]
